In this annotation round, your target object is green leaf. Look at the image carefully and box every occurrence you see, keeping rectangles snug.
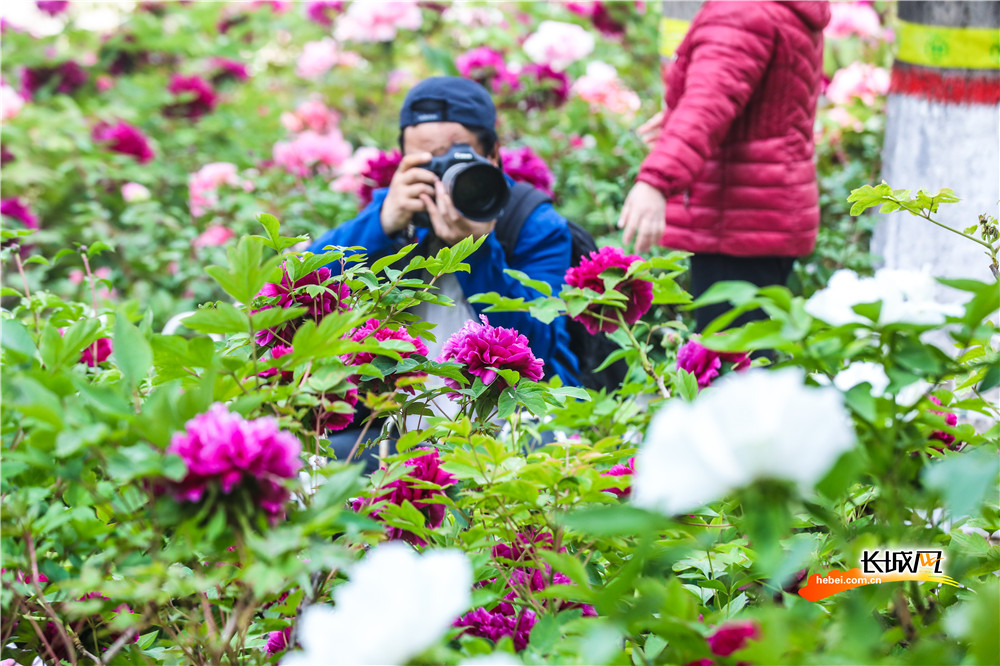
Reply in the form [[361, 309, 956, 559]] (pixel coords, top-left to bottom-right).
[[113, 313, 153, 389], [86, 241, 113, 258], [498, 388, 517, 419], [205, 236, 282, 304], [183, 302, 250, 335], [504, 268, 552, 297], [250, 306, 308, 332], [558, 505, 669, 537], [1, 319, 37, 360], [371, 244, 417, 275], [529, 614, 560, 652], [923, 447, 1000, 519], [979, 363, 1000, 392]]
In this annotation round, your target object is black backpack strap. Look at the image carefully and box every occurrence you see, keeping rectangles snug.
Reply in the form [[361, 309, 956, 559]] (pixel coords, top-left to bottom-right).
[[494, 182, 553, 262]]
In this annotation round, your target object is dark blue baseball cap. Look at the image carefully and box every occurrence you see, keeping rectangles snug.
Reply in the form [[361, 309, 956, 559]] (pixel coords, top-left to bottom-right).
[[399, 76, 497, 130]]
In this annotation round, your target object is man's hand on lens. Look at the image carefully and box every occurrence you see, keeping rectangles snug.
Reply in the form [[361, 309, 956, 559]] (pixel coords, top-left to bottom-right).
[[380, 152, 438, 236], [419, 180, 496, 247]]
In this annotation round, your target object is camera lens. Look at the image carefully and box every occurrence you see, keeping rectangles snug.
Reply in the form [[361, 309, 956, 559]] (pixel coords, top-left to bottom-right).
[[443, 163, 510, 222]]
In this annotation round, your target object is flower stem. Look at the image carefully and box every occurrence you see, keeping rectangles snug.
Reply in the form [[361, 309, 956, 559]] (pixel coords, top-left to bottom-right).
[[616, 311, 669, 399]]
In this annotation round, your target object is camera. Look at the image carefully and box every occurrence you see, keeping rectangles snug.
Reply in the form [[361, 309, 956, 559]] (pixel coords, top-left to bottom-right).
[[411, 143, 510, 228]]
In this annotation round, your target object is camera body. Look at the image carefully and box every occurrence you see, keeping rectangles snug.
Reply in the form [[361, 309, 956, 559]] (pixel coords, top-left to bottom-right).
[[411, 143, 510, 228]]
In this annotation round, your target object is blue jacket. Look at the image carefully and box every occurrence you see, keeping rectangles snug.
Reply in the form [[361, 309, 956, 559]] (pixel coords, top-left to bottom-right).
[[308, 182, 580, 386]]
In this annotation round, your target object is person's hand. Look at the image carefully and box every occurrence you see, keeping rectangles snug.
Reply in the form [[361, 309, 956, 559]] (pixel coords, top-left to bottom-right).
[[618, 181, 667, 255], [419, 180, 496, 247], [379, 152, 438, 236], [637, 110, 665, 148]]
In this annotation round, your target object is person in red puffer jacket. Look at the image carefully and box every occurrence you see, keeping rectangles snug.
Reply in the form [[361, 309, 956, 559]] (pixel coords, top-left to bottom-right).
[[619, 0, 831, 332]]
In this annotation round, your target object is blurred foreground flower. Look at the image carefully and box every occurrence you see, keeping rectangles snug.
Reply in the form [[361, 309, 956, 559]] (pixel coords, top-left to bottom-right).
[[633, 368, 854, 514], [565, 246, 652, 334], [283, 544, 471, 665], [805, 268, 964, 327]]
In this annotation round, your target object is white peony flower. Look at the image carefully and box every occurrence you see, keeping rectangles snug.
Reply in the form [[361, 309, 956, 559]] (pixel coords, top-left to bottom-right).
[[832, 360, 930, 407], [805, 268, 965, 327], [282, 544, 472, 665], [522, 21, 595, 71], [632, 368, 855, 515]]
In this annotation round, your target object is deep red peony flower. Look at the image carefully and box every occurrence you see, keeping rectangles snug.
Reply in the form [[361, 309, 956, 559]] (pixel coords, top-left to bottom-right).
[[211, 57, 250, 84], [520, 64, 571, 110], [254, 263, 352, 346], [92, 121, 155, 163], [21, 61, 88, 99], [80, 338, 113, 367], [359, 149, 402, 207], [928, 395, 961, 450], [257, 344, 294, 381], [437, 316, 544, 391], [707, 620, 761, 657], [453, 607, 537, 651], [314, 387, 359, 433], [345, 318, 428, 393], [565, 246, 653, 334], [164, 74, 217, 119]]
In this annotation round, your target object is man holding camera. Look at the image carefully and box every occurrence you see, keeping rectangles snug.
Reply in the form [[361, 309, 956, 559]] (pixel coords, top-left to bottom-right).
[[308, 77, 580, 386]]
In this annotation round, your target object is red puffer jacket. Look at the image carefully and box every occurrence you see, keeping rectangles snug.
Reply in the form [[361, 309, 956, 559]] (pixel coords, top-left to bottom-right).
[[638, 1, 830, 257]]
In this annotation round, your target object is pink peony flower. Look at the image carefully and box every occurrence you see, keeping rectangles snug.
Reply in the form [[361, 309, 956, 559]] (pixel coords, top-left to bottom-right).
[[36, 1, 69, 15], [272, 130, 353, 177], [565, 246, 653, 334], [602, 456, 634, 498], [500, 145, 554, 196], [80, 338, 113, 367], [211, 57, 250, 84], [164, 74, 217, 119], [522, 20, 595, 72], [265, 626, 292, 655], [573, 61, 641, 117], [1, 83, 25, 121], [281, 98, 341, 135], [188, 162, 250, 217], [192, 224, 235, 250], [121, 182, 151, 202], [334, 0, 422, 42], [825, 62, 890, 106], [825, 1, 882, 41], [676, 338, 751, 389], [166, 403, 303, 520], [254, 262, 352, 346], [329, 146, 382, 197], [454, 607, 537, 651], [437, 315, 544, 390], [351, 447, 456, 545], [21, 61, 88, 99], [455, 47, 521, 94], [295, 38, 361, 79], [385, 68, 416, 95], [520, 64, 571, 110], [258, 344, 294, 381], [251, 0, 291, 12], [707, 621, 760, 656], [928, 395, 960, 450], [306, 0, 344, 26], [1, 197, 38, 230], [92, 121, 154, 163]]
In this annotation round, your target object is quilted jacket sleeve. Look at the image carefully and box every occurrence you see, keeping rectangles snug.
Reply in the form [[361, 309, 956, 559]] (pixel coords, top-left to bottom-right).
[[637, 3, 777, 197]]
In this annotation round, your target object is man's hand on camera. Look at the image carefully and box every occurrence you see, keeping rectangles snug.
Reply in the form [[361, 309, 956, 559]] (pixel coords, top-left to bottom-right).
[[419, 180, 496, 247], [380, 152, 438, 236]]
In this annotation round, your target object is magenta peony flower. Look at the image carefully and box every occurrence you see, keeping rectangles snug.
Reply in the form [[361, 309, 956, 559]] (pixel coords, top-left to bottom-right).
[[602, 456, 634, 498], [258, 345, 294, 381], [345, 318, 428, 393], [358, 149, 402, 207], [565, 246, 653, 334], [21, 61, 88, 99], [305, 0, 344, 25], [707, 620, 760, 657], [265, 626, 292, 655], [166, 403, 303, 520], [1, 568, 49, 585], [455, 47, 521, 95], [211, 57, 250, 84], [254, 262, 352, 346], [351, 448, 456, 545], [676, 338, 751, 389], [454, 607, 537, 651], [315, 387, 359, 433], [80, 338, 113, 367], [164, 74, 217, 119], [36, 1, 68, 15], [500, 145, 554, 196], [928, 396, 960, 450], [92, 121, 154, 163], [520, 64, 571, 110], [1, 197, 38, 230], [437, 316, 544, 390]]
